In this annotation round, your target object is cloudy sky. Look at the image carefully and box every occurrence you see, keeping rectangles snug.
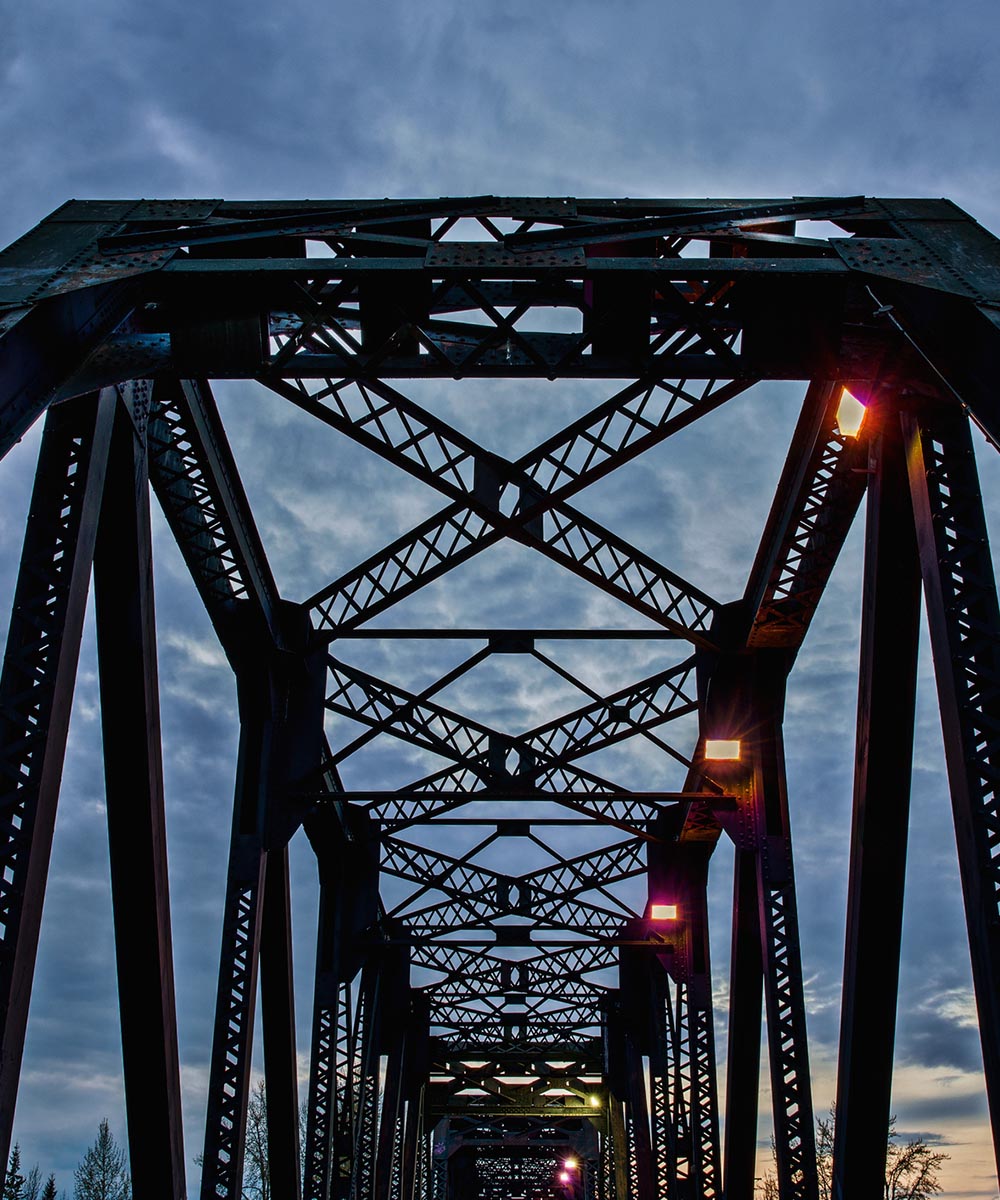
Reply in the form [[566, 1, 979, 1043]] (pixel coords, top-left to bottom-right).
[[3, 1, 1000, 1194]]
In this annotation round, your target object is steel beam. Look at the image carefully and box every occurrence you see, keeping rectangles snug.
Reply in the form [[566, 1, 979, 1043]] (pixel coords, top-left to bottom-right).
[[260, 845, 302, 1200], [94, 384, 186, 1198], [704, 654, 818, 1200], [832, 400, 921, 1199], [0, 390, 115, 1168], [744, 380, 870, 651], [722, 849, 762, 1200], [146, 378, 280, 652], [751, 665, 818, 1200], [905, 402, 1000, 1180], [200, 648, 318, 1196]]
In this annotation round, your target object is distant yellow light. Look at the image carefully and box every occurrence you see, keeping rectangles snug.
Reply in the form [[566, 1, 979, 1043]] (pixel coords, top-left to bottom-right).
[[836, 387, 867, 438], [564, 1158, 579, 1171], [589, 1095, 601, 1108], [651, 904, 678, 921], [705, 739, 741, 761]]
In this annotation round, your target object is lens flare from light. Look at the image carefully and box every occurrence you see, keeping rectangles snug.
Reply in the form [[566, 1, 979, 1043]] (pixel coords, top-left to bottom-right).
[[836, 387, 867, 438], [564, 1159, 579, 1170]]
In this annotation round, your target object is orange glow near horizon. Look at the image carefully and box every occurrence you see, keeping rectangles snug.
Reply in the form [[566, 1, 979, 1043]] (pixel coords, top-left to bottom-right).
[[705, 738, 741, 761], [836, 386, 867, 438]]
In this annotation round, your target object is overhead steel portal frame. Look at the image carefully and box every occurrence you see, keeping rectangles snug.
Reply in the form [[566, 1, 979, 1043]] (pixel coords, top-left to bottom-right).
[[2, 195, 1000, 1199]]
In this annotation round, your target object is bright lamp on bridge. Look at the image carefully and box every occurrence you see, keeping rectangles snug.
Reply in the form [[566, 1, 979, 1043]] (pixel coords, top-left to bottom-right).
[[705, 739, 741, 761], [836, 386, 867, 438]]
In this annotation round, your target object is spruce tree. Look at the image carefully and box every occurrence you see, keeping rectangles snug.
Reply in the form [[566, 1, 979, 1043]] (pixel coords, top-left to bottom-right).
[[3, 1143, 25, 1200], [73, 1119, 130, 1200], [40, 1177, 57, 1200]]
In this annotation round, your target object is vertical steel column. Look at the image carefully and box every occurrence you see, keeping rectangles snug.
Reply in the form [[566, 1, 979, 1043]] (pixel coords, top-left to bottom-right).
[[0, 390, 115, 1168], [751, 660, 819, 1200], [832, 404, 921, 1199], [398, 994, 430, 1200], [304, 879, 345, 1200], [905, 402, 1000, 1181], [375, 1024, 406, 1200], [648, 822, 721, 1200], [722, 848, 762, 1200], [351, 960, 383, 1200], [201, 608, 323, 1198], [260, 844, 302, 1199], [305, 806, 379, 1200], [200, 673, 270, 1199], [603, 996, 632, 1200], [684, 881, 722, 1200], [672, 981, 696, 1192], [373, 949, 410, 1200], [94, 385, 186, 1198], [623, 1027, 654, 1200], [608, 1097, 630, 1200], [648, 967, 679, 1200]]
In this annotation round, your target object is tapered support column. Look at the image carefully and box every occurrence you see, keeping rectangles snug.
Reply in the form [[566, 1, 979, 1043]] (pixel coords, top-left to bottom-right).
[[832, 405, 921, 1200], [304, 807, 379, 1200], [723, 848, 762, 1200], [94, 386, 186, 1197], [374, 1020, 406, 1200], [623, 1027, 654, 1200], [608, 1097, 630, 1200], [685, 888, 722, 1199], [351, 961, 384, 1200], [201, 617, 324, 1199], [905, 403, 1000, 1182], [304, 884, 345, 1200], [648, 967, 680, 1200], [261, 845, 302, 1200], [753, 681, 818, 1200], [604, 996, 634, 1200], [705, 652, 818, 1200], [0, 390, 115, 1168], [200, 709, 269, 1199], [647, 824, 721, 1200], [397, 995, 429, 1200]]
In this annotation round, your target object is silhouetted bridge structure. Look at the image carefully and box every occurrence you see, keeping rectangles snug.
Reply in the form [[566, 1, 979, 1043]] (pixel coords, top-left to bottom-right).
[[2, 195, 1000, 1199]]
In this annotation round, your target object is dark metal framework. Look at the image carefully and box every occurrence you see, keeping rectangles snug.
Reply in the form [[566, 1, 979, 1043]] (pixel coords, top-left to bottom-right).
[[2, 195, 1000, 1198]]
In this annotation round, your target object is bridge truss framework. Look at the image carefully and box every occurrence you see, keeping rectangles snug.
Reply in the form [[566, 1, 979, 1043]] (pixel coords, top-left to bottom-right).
[[2, 195, 1000, 1199]]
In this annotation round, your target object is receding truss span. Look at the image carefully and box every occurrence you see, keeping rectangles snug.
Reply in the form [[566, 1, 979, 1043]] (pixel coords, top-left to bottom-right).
[[2, 195, 1000, 1199]]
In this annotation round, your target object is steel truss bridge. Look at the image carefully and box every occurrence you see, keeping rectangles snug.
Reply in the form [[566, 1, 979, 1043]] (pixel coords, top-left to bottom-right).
[[1, 195, 1000, 1200]]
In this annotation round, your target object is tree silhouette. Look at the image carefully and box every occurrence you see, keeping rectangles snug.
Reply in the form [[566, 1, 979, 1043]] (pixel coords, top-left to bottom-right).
[[40, 1178, 57, 1200], [73, 1120, 130, 1200], [3, 1144, 25, 1200], [757, 1109, 949, 1199]]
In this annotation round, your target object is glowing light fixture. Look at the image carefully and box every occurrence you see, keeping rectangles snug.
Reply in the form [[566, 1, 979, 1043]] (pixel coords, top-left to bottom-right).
[[836, 386, 867, 438], [564, 1159, 579, 1171], [559, 1172, 571, 1183], [705, 739, 741, 761], [650, 903, 678, 921], [589, 1095, 601, 1107]]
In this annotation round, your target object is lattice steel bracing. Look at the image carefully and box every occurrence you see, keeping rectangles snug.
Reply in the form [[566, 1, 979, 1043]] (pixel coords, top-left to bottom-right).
[[4, 195, 1000, 1200]]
